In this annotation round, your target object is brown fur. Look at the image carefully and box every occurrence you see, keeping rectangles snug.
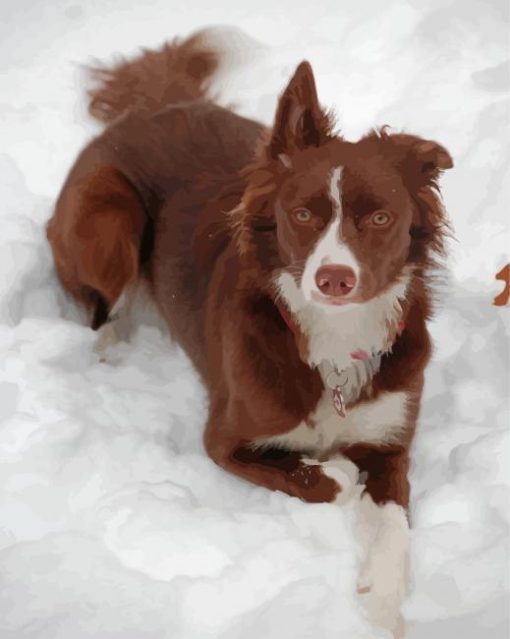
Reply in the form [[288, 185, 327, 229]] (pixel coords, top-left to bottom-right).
[[47, 166, 146, 325], [88, 30, 219, 123], [47, 35, 453, 508]]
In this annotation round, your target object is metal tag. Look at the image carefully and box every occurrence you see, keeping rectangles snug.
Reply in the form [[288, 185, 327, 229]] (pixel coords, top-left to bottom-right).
[[332, 385, 346, 418]]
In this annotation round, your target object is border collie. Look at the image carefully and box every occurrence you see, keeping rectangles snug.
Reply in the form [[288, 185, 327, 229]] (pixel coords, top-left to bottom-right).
[[47, 28, 453, 637]]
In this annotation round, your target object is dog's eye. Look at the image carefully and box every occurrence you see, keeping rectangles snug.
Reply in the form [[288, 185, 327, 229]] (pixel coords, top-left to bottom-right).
[[293, 208, 312, 224], [370, 210, 391, 226]]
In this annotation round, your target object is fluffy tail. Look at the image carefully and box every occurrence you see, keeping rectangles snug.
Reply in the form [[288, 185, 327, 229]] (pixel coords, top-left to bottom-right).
[[87, 28, 221, 124]]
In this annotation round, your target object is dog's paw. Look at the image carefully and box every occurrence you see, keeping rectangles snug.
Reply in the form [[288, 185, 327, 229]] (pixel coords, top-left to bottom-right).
[[302, 455, 360, 504], [356, 495, 410, 638], [93, 321, 121, 362]]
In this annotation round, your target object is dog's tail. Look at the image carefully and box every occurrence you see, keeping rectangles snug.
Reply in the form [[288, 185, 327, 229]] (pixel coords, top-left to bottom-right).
[[87, 28, 222, 124]]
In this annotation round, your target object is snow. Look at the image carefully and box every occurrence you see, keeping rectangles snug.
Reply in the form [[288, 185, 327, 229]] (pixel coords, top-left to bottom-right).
[[0, 0, 509, 637]]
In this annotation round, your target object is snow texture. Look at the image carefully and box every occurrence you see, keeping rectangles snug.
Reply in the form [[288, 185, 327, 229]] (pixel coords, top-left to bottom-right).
[[0, 1, 509, 637]]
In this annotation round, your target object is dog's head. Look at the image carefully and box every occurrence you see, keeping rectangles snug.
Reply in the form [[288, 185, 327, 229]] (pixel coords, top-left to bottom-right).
[[232, 61, 453, 310]]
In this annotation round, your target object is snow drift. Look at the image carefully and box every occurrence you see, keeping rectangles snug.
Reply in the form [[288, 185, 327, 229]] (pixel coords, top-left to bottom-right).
[[0, 0, 508, 637]]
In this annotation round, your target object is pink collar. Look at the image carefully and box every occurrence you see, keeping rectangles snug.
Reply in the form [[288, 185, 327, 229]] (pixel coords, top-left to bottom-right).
[[276, 301, 298, 334]]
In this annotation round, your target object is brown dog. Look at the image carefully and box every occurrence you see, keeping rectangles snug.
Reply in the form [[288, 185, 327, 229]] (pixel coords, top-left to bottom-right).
[[47, 30, 452, 511], [47, 30, 455, 636]]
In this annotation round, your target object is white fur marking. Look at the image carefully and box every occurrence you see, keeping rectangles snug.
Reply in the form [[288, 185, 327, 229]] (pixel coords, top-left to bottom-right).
[[298, 166, 365, 303], [355, 494, 409, 638], [277, 270, 410, 372], [329, 166, 342, 215], [299, 218, 361, 303], [257, 391, 409, 455], [93, 282, 166, 360], [303, 455, 361, 504]]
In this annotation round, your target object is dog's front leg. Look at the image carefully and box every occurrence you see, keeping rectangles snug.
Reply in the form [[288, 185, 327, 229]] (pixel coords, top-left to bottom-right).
[[205, 434, 359, 504], [203, 288, 360, 504], [355, 493, 410, 639], [205, 419, 359, 504], [343, 448, 410, 638]]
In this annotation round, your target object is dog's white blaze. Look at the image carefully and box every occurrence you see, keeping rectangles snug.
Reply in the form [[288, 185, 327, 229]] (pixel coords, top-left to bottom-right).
[[302, 217, 360, 285], [256, 390, 409, 455], [329, 166, 342, 215], [300, 166, 361, 303]]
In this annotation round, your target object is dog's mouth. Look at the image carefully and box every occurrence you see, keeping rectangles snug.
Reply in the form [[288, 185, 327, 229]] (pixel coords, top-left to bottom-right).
[[310, 290, 364, 307]]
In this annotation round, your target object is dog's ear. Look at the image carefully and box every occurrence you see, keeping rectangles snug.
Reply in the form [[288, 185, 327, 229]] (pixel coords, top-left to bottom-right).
[[388, 134, 453, 256], [391, 133, 453, 184], [268, 61, 334, 161]]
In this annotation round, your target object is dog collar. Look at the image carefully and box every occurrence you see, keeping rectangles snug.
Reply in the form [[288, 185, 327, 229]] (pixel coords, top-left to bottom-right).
[[276, 300, 299, 334]]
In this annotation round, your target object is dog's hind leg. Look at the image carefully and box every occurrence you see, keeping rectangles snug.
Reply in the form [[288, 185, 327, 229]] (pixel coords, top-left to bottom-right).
[[92, 290, 129, 360], [47, 165, 147, 331]]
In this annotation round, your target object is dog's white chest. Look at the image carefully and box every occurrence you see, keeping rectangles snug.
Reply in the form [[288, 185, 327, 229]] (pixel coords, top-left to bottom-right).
[[257, 390, 409, 456]]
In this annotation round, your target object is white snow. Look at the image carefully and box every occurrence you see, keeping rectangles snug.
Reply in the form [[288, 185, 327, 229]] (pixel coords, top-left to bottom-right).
[[0, 1, 509, 637]]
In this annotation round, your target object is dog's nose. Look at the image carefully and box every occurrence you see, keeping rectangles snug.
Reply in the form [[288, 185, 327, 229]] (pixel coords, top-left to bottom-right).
[[315, 265, 357, 297]]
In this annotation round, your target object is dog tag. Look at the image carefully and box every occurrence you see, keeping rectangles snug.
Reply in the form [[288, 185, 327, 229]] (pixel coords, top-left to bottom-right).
[[332, 385, 346, 418]]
